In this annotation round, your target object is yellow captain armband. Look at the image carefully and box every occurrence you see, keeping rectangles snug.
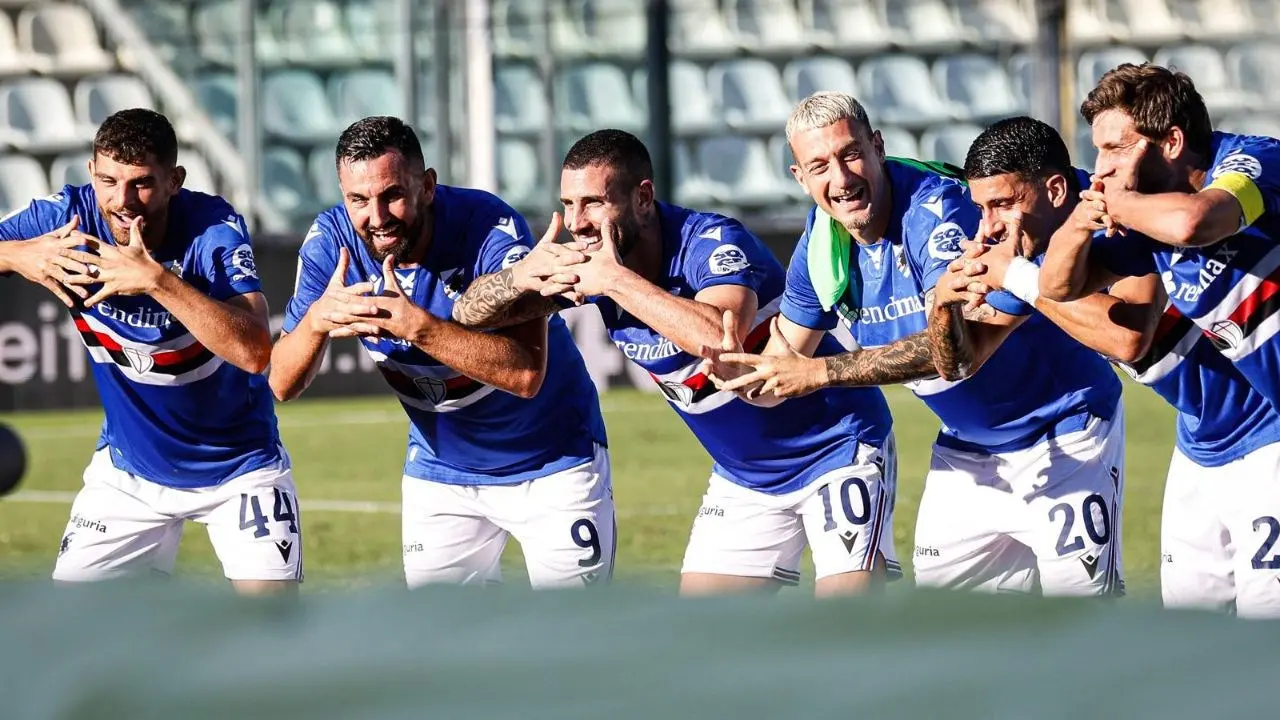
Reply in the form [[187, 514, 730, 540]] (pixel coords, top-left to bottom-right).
[[1205, 171, 1264, 229]]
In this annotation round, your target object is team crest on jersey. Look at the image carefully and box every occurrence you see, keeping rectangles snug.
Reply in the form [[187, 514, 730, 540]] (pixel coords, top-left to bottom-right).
[[413, 376, 448, 404], [708, 244, 748, 275], [1212, 150, 1262, 180], [927, 222, 966, 261], [229, 243, 258, 282], [657, 380, 696, 407], [122, 347, 155, 375], [1205, 320, 1244, 351]]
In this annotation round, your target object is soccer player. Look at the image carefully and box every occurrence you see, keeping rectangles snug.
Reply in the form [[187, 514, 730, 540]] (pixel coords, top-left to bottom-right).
[[0, 109, 300, 593], [1037, 63, 1280, 616], [451, 129, 897, 597], [710, 93, 1126, 596], [269, 116, 613, 589]]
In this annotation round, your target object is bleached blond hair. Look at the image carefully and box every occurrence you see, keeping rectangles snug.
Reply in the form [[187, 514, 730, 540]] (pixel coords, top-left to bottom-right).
[[784, 91, 872, 142]]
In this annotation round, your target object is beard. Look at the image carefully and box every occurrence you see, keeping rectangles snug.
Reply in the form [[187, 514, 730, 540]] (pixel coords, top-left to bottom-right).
[[98, 203, 155, 246], [358, 214, 421, 263]]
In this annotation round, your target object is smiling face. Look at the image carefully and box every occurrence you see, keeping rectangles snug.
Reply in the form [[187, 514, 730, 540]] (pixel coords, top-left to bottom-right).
[[338, 151, 436, 263], [89, 151, 183, 245], [559, 162, 653, 257], [788, 118, 888, 236]]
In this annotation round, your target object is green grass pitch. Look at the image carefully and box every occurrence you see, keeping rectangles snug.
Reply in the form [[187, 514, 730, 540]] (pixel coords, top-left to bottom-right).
[[0, 378, 1173, 594]]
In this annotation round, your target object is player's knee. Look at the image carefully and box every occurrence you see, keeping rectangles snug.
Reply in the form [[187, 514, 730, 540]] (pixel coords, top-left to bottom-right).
[[679, 572, 783, 597]]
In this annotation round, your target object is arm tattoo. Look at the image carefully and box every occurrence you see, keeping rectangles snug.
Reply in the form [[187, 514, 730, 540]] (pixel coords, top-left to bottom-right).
[[927, 303, 974, 381], [451, 268, 560, 329], [822, 331, 939, 387]]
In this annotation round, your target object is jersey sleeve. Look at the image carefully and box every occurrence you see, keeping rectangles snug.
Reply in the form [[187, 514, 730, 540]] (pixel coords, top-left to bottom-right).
[[472, 211, 536, 278], [779, 222, 838, 331], [1203, 137, 1280, 228], [197, 212, 262, 301], [0, 192, 74, 242], [907, 183, 982, 292], [281, 220, 340, 334], [682, 221, 770, 295]]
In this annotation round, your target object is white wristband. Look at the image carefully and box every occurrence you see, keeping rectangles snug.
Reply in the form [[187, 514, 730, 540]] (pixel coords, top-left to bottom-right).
[[1003, 256, 1040, 306]]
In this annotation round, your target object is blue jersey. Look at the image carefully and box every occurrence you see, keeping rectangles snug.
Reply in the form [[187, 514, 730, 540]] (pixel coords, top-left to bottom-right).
[[781, 159, 1121, 454], [1119, 302, 1280, 466], [283, 185, 607, 485], [581, 202, 890, 495], [1092, 131, 1280, 413], [0, 185, 282, 488]]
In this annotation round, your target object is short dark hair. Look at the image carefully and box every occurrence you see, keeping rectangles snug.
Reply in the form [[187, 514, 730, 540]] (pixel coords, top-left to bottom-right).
[[1080, 62, 1213, 160], [335, 116, 425, 169], [964, 116, 1074, 182], [92, 108, 178, 167], [562, 129, 654, 189]]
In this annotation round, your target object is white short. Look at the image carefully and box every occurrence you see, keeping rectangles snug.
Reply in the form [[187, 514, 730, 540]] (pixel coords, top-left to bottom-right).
[[52, 447, 303, 583], [912, 405, 1126, 597], [1161, 442, 1280, 619], [401, 444, 614, 589], [680, 434, 900, 585]]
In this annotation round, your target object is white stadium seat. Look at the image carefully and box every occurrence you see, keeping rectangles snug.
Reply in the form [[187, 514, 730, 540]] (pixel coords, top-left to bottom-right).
[[17, 2, 113, 76], [634, 61, 719, 135], [343, 0, 398, 62], [919, 124, 983, 168], [49, 150, 91, 189], [553, 0, 647, 58], [492, 0, 545, 58], [858, 54, 954, 127], [74, 74, 156, 128], [800, 0, 896, 53], [0, 154, 50, 213], [494, 63, 549, 134], [669, 0, 738, 58], [706, 58, 792, 133], [261, 147, 313, 217], [725, 0, 812, 54], [768, 134, 807, 201], [0, 12, 29, 77], [261, 70, 341, 143], [882, 0, 976, 52], [496, 137, 540, 208], [557, 62, 645, 132], [1076, 47, 1148, 101], [178, 149, 217, 195], [782, 56, 858, 104], [0, 77, 92, 154], [328, 68, 403, 128], [274, 0, 360, 66], [1224, 42, 1280, 111], [696, 135, 789, 206], [1153, 45, 1253, 116], [878, 125, 920, 159], [956, 0, 1035, 45], [192, 73, 238, 140], [934, 54, 1024, 121], [308, 147, 341, 207]]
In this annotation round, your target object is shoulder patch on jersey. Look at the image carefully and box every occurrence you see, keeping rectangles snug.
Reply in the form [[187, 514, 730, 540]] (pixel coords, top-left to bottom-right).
[[1212, 150, 1263, 180], [501, 245, 530, 269], [698, 226, 723, 242], [494, 216, 520, 239], [708, 244, 749, 275], [926, 222, 967, 261], [229, 243, 259, 282]]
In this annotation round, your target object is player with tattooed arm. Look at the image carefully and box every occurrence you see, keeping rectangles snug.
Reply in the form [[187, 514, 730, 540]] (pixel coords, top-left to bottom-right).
[[707, 94, 1126, 596], [270, 117, 612, 590], [453, 129, 896, 597]]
